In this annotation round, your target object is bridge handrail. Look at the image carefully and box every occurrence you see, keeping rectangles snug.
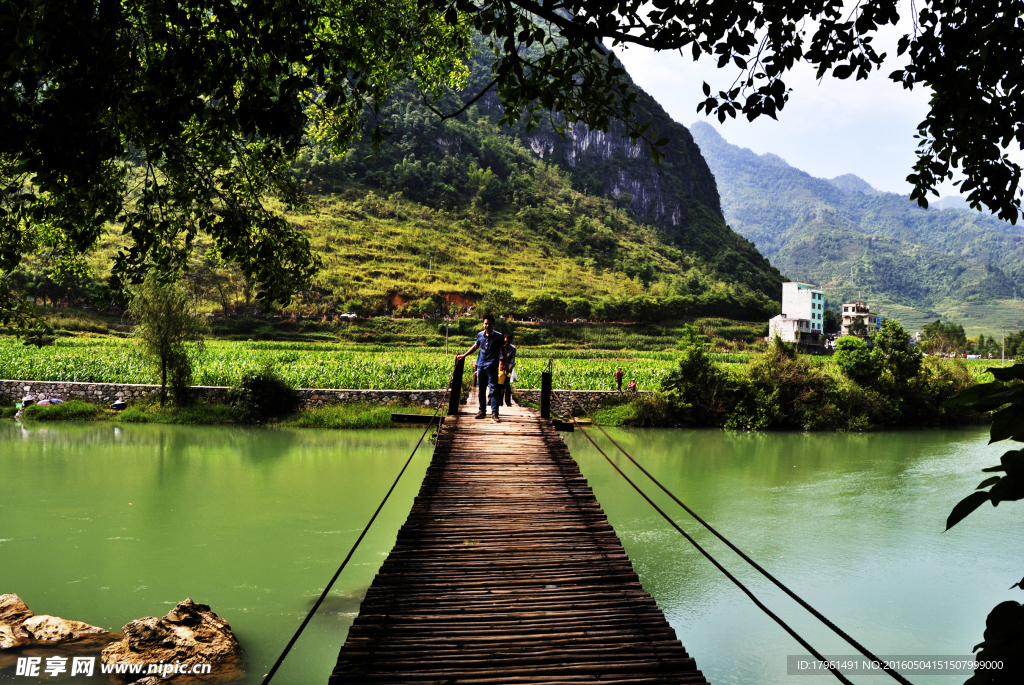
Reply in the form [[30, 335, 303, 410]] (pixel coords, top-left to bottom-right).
[[549, 362, 914, 685]]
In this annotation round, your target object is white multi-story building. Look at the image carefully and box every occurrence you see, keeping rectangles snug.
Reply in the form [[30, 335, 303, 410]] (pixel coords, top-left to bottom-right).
[[781, 282, 825, 334], [840, 301, 879, 337], [768, 314, 812, 343]]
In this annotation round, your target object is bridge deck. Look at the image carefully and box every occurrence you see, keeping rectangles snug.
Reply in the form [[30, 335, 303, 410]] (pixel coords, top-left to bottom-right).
[[330, 405, 708, 684]]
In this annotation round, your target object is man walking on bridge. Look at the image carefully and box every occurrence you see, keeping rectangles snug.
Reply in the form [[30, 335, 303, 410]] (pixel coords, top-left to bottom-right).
[[457, 314, 507, 422]]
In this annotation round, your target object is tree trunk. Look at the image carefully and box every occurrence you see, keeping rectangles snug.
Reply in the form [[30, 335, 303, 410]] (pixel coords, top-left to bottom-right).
[[160, 358, 167, 407]]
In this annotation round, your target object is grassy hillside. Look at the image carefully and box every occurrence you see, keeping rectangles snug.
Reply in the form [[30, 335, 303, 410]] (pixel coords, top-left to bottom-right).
[[690, 122, 1024, 334], [289, 43, 782, 304]]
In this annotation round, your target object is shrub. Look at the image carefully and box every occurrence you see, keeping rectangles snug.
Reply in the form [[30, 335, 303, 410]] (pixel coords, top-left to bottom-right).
[[585, 393, 671, 427], [660, 344, 734, 425], [834, 336, 881, 386], [118, 407, 149, 423], [343, 299, 369, 317], [725, 386, 783, 430], [228, 367, 302, 423]]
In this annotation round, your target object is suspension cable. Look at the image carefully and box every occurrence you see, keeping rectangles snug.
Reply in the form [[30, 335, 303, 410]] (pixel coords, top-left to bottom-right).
[[550, 366, 913, 685], [547, 386, 855, 685], [260, 363, 458, 685]]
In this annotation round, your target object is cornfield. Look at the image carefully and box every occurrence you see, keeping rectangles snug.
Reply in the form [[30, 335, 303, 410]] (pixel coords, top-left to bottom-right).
[[0, 338, 684, 390]]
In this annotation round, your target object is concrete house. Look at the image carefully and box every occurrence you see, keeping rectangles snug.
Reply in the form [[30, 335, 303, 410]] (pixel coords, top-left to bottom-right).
[[767, 282, 825, 350], [840, 301, 879, 337]]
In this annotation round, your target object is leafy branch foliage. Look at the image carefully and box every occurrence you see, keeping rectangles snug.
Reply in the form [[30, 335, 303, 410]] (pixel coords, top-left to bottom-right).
[[457, 0, 1024, 221], [1, 0, 470, 327], [944, 364, 1024, 683]]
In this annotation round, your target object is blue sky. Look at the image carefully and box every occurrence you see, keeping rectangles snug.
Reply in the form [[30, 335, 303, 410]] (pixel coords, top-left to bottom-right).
[[609, 15, 1018, 199]]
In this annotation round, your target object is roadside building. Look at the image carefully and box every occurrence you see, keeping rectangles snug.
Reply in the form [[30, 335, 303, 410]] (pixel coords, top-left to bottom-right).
[[782, 282, 826, 334], [840, 301, 879, 337], [765, 282, 826, 352], [768, 315, 813, 344]]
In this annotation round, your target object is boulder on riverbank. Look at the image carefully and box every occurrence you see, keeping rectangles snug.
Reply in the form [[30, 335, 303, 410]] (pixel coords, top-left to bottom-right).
[[0, 593, 107, 649], [102, 598, 243, 683]]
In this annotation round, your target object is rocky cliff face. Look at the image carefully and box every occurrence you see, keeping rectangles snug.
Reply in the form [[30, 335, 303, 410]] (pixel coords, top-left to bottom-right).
[[483, 87, 723, 233], [473, 69, 781, 298]]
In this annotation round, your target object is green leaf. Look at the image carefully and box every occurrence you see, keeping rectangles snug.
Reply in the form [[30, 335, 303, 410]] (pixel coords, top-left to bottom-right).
[[944, 381, 1005, 407], [990, 365, 1024, 382], [989, 404, 1024, 443], [946, 491, 991, 530], [833, 64, 855, 79], [987, 471, 1024, 504], [976, 476, 1001, 490]]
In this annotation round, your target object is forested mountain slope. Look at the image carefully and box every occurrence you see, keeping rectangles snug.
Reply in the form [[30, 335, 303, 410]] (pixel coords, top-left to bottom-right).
[[292, 46, 782, 303], [690, 121, 1024, 332], [14, 49, 784, 324]]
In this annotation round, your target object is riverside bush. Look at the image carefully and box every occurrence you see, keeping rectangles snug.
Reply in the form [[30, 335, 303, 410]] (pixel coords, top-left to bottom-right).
[[23, 400, 99, 421], [228, 368, 301, 423], [658, 334, 978, 430]]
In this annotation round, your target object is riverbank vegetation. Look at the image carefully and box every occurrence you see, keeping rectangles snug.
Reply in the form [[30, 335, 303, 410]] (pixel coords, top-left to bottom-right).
[[586, 323, 987, 431], [1, 317, 1002, 431], [9, 398, 436, 430], [0, 334, 692, 390]]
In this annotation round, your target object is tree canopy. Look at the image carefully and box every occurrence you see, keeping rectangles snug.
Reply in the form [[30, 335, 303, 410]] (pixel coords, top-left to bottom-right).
[[3, 0, 1022, 331], [1, 0, 470, 330]]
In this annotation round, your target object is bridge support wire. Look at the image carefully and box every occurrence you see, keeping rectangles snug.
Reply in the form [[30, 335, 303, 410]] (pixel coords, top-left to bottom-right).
[[260, 363, 457, 685], [546, 386, 855, 685], [552, 367, 914, 685]]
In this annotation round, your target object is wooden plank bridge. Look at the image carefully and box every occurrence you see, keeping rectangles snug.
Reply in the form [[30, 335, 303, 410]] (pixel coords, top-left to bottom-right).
[[330, 395, 709, 684]]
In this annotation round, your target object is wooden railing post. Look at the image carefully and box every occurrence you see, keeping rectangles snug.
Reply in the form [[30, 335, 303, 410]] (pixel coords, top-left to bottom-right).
[[541, 371, 552, 419], [448, 357, 464, 415]]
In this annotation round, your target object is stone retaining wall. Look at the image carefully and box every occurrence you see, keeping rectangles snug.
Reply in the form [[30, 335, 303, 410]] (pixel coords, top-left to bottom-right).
[[514, 389, 651, 412], [0, 380, 447, 408], [1, 380, 644, 411]]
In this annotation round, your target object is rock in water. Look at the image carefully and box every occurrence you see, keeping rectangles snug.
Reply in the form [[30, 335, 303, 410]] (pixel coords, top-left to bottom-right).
[[21, 615, 107, 642], [0, 594, 33, 625], [0, 593, 106, 649], [102, 598, 243, 682], [0, 594, 32, 649]]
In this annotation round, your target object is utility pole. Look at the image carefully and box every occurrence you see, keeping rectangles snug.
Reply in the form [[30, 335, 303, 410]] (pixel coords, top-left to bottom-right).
[[1003, 327, 1006, 367]]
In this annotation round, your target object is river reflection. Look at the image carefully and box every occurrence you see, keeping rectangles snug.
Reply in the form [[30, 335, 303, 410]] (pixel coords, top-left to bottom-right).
[[1, 422, 1020, 685]]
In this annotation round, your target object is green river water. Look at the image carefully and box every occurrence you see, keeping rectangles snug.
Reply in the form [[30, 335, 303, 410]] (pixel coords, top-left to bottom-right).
[[0, 421, 1021, 684]]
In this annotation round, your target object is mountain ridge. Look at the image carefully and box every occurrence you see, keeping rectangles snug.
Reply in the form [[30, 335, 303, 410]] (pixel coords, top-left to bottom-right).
[[689, 121, 1024, 332]]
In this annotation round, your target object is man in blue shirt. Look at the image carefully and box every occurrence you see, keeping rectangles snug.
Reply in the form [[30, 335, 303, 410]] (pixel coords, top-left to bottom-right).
[[456, 314, 507, 421]]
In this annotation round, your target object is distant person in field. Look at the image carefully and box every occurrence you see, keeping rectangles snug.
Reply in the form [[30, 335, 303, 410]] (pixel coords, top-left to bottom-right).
[[627, 379, 637, 393], [615, 367, 623, 391], [457, 314, 507, 422], [501, 333, 517, 407]]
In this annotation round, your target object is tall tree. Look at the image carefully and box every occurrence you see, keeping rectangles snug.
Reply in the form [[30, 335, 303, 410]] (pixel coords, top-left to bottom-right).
[[128, 275, 207, 405], [0, 0, 471, 329]]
